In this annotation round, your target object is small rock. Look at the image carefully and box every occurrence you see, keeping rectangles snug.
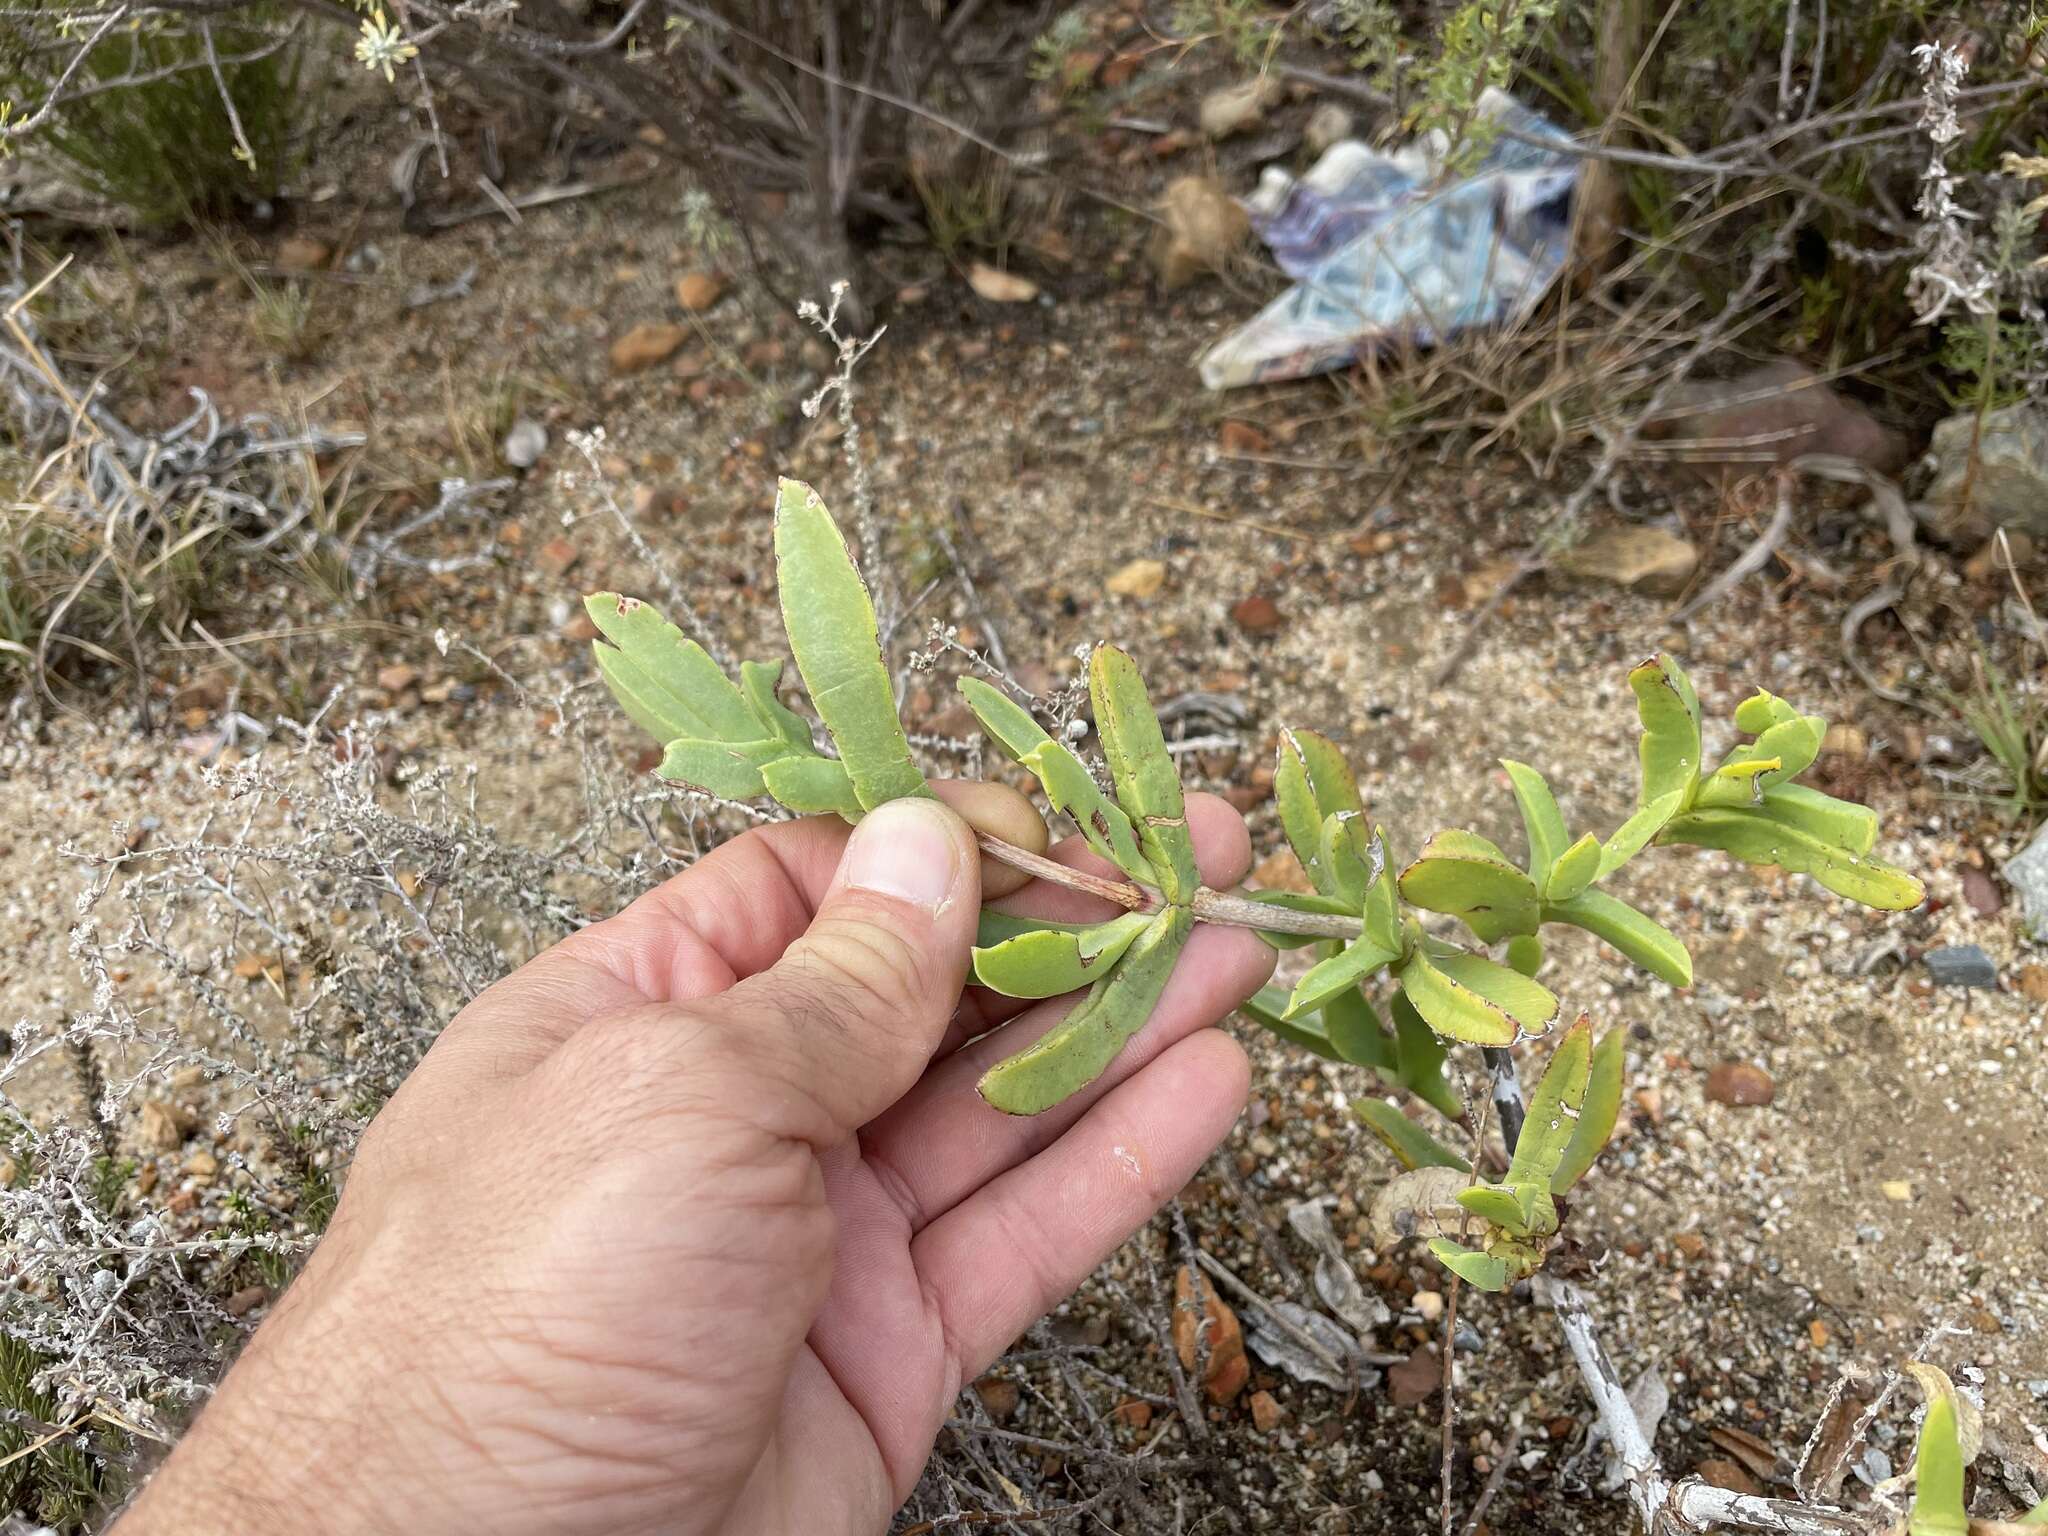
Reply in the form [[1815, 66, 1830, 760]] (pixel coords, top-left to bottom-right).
[[375, 663, 417, 694], [1962, 530, 2037, 581], [1926, 402, 2048, 541], [1413, 1290, 1444, 1324], [674, 271, 726, 312], [1960, 864, 2003, 918], [1923, 943, 1997, 989], [1672, 1231, 1707, 1260], [1250, 1389, 1284, 1432], [1881, 1179, 1913, 1202], [1304, 101, 1355, 154], [1219, 420, 1273, 455], [184, 1149, 220, 1181], [536, 537, 580, 577], [1173, 1266, 1250, 1405], [1705, 1061, 1775, 1107], [137, 1100, 189, 1153], [1554, 526, 1699, 597], [1107, 558, 1167, 599], [1113, 1398, 1153, 1430], [610, 322, 688, 375], [1809, 1319, 1831, 1349], [2017, 963, 2048, 1004], [1696, 1459, 1763, 1497], [1821, 722, 1867, 758], [973, 1376, 1021, 1423], [2003, 822, 2048, 941], [967, 263, 1038, 303], [226, 1284, 270, 1317], [1386, 1348, 1441, 1406], [276, 236, 331, 272], [1231, 594, 1284, 634], [1200, 75, 1284, 139], [1646, 360, 1906, 475], [1148, 176, 1249, 291], [503, 418, 548, 469]]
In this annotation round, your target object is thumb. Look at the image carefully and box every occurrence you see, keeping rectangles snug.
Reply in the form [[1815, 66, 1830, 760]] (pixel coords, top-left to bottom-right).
[[730, 796, 981, 1135]]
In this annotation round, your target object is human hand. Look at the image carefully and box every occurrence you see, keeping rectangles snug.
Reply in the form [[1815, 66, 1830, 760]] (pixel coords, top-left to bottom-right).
[[117, 783, 1272, 1536]]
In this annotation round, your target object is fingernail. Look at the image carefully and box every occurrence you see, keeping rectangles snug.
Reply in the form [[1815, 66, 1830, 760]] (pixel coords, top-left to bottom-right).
[[840, 798, 965, 914]]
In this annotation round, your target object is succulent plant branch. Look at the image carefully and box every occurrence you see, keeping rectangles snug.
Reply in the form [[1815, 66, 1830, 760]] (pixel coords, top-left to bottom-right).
[[587, 475, 1921, 1282]]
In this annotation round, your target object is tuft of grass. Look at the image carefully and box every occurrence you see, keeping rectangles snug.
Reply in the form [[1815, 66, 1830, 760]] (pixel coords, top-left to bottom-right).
[[0, 1334, 109, 1527]]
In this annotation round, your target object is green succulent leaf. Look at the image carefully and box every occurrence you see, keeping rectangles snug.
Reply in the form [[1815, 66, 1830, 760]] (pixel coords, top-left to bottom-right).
[[586, 591, 758, 745], [1596, 790, 1687, 880], [976, 910, 1093, 947], [1552, 1027, 1624, 1193], [1397, 948, 1558, 1046], [655, 737, 789, 799], [1286, 934, 1403, 1019], [1090, 646, 1199, 901], [740, 659, 818, 756], [957, 676, 1055, 760], [1544, 832, 1603, 901], [1908, 1394, 1969, 1536], [979, 905, 1191, 1114], [1318, 811, 1379, 907], [1755, 782, 1879, 857], [773, 478, 930, 810], [1509, 1015, 1591, 1191], [759, 755, 864, 818], [1239, 984, 1346, 1062], [1543, 889, 1693, 987], [2020, 1496, 2048, 1525], [1661, 808, 1925, 910], [1456, 1182, 1531, 1235], [1505, 933, 1544, 977], [1733, 688, 1801, 734], [1427, 1239, 1513, 1292], [1361, 828, 1404, 955], [1501, 759, 1569, 887], [1629, 654, 1703, 808], [1024, 742, 1154, 880], [1694, 715, 1825, 808], [1316, 985, 1391, 1071], [1276, 729, 1364, 897], [1398, 830, 1541, 943], [972, 911, 1153, 998], [1353, 1098, 1470, 1171], [1388, 988, 1462, 1119]]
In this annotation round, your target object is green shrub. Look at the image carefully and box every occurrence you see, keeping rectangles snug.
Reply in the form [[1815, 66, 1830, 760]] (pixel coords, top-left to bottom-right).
[[2, 4, 304, 223]]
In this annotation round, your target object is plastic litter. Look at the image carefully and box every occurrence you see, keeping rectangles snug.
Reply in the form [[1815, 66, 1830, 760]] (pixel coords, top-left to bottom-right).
[[1200, 89, 1580, 389]]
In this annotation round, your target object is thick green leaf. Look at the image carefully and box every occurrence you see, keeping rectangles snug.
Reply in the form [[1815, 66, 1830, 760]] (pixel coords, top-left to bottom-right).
[[1596, 790, 1686, 880], [587, 592, 757, 743], [1294, 729, 1364, 817], [1733, 688, 1800, 734], [1361, 828, 1404, 955], [1908, 1395, 1969, 1536], [1324, 986, 1395, 1069], [1389, 988, 1462, 1120], [979, 905, 1191, 1114], [1318, 811, 1377, 908], [655, 737, 789, 799], [741, 659, 818, 756], [1552, 1027, 1624, 1192], [1240, 983, 1346, 1061], [773, 478, 930, 809], [1456, 1182, 1528, 1234], [2020, 1496, 2048, 1525], [1399, 831, 1541, 943], [958, 676, 1054, 760], [1286, 934, 1402, 1019], [1501, 759, 1569, 887], [1398, 948, 1556, 1046], [1505, 934, 1544, 977], [1662, 808, 1924, 910], [1023, 742, 1154, 880], [1756, 783, 1878, 857], [1545, 832, 1602, 901], [1090, 646, 1198, 901], [977, 910, 1092, 947], [1543, 889, 1693, 986], [1509, 1015, 1591, 1191], [1629, 654, 1702, 808], [972, 911, 1152, 998], [1428, 1239, 1512, 1292], [1694, 715, 1824, 808], [1353, 1098, 1470, 1171], [759, 754, 863, 818], [1276, 729, 1363, 898]]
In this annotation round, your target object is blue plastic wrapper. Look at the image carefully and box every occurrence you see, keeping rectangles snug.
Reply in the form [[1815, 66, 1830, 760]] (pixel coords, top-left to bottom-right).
[[1200, 90, 1580, 389]]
